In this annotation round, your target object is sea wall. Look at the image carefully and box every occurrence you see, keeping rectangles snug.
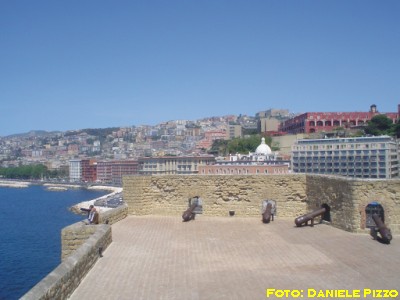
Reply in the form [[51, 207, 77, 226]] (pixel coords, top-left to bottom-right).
[[123, 174, 400, 234], [21, 224, 111, 300], [99, 203, 129, 225], [62, 203, 128, 259], [22, 204, 128, 300]]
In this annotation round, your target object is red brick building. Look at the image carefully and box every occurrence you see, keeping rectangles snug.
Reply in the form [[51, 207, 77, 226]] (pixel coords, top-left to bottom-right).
[[279, 105, 398, 134]]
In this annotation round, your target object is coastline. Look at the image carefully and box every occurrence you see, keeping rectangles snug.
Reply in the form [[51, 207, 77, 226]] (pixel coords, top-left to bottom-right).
[[69, 186, 123, 214], [0, 180, 123, 215], [0, 180, 31, 188]]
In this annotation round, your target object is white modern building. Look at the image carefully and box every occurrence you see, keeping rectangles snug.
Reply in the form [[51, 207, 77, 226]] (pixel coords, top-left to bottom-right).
[[291, 136, 399, 179], [69, 159, 82, 182]]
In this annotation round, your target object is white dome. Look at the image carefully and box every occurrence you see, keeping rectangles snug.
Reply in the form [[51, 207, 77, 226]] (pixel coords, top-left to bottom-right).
[[255, 138, 272, 155]]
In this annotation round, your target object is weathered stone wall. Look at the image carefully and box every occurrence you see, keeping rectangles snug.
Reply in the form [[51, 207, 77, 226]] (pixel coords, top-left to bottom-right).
[[61, 204, 127, 260], [123, 174, 308, 217], [306, 175, 358, 232], [99, 203, 129, 225], [22, 204, 128, 299], [306, 175, 400, 233], [21, 224, 111, 300], [123, 174, 400, 234], [61, 223, 97, 260]]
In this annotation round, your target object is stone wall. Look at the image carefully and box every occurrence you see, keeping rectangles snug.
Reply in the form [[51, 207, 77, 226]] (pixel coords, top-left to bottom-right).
[[23, 204, 128, 299], [100, 203, 129, 225], [123, 174, 400, 234], [123, 174, 308, 217], [306, 175, 400, 233], [62, 203, 128, 259], [21, 224, 111, 300]]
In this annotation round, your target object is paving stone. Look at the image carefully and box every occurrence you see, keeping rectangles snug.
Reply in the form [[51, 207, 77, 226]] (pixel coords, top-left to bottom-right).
[[69, 216, 400, 300]]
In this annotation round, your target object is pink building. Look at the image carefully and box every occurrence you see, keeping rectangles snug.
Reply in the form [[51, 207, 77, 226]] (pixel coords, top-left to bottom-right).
[[196, 130, 227, 149], [279, 105, 398, 134], [97, 160, 139, 186]]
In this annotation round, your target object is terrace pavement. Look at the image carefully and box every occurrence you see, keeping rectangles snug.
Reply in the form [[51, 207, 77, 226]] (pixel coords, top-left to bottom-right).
[[69, 215, 399, 300]]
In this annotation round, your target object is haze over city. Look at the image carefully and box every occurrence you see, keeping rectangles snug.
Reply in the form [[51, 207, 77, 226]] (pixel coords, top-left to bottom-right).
[[1, 1, 399, 137]]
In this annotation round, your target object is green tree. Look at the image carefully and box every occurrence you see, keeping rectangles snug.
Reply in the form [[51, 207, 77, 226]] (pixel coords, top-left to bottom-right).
[[210, 135, 273, 156], [365, 115, 394, 136]]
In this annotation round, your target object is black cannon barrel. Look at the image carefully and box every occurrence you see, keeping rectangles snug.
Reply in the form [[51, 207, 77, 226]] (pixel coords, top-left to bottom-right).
[[262, 203, 273, 223], [295, 207, 326, 227], [372, 214, 392, 243], [182, 202, 197, 222]]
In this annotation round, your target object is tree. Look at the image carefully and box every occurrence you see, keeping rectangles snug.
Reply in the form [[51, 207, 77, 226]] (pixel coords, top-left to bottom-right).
[[365, 115, 394, 136], [209, 135, 273, 156], [394, 121, 400, 138]]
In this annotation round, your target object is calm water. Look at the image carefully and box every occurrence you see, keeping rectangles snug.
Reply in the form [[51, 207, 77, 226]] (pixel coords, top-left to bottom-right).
[[0, 185, 109, 300]]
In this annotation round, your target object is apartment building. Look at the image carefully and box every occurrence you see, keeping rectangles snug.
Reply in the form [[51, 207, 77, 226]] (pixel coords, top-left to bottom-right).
[[81, 159, 97, 182], [228, 124, 242, 139], [291, 136, 399, 179], [97, 160, 139, 185], [69, 159, 82, 182], [138, 155, 215, 175]]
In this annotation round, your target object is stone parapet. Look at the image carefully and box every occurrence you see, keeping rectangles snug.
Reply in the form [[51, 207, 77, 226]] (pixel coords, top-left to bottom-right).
[[306, 175, 400, 233], [21, 224, 111, 300], [123, 174, 400, 234], [123, 174, 308, 218], [99, 203, 129, 225], [61, 204, 127, 260]]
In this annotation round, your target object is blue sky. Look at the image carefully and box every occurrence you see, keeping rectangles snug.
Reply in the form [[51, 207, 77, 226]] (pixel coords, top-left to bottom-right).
[[1, 1, 399, 136]]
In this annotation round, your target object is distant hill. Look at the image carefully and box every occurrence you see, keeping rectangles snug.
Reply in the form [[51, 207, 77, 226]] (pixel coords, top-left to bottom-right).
[[4, 130, 62, 139]]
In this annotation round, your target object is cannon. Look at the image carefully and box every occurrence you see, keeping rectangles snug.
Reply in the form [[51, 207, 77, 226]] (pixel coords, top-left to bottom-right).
[[295, 207, 326, 227], [182, 202, 197, 222], [262, 203, 273, 223], [371, 214, 392, 244]]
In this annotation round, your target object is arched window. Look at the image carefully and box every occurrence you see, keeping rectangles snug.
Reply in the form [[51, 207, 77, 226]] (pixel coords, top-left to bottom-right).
[[309, 121, 315, 127], [333, 120, 340, 126], [325, 121, 332, 126], [317, 121, 323, 126]]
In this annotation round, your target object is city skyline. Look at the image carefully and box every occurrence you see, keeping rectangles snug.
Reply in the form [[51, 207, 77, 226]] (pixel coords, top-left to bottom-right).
[[1, 1, 399, 136]]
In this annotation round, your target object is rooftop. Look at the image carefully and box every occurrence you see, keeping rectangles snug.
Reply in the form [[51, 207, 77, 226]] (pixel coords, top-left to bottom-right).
[[69, 216, 399, 299]]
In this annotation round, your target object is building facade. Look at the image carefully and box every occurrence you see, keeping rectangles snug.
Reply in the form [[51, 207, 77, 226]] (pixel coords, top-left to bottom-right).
[[138, 155, 216, 175], [228, 125, 242, 139], [196, 130, 227, 149], [199, 138, 290, 175], [81, 159, 97, 182], [97, 160, 139, 185], [291, 136, 399, 179], [280, 105, 398, 134], [69, 159, 82, 182]]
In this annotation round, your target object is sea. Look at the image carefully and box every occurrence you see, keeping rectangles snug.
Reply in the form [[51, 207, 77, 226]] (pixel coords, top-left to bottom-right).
[[0, 184, 109, 300]]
